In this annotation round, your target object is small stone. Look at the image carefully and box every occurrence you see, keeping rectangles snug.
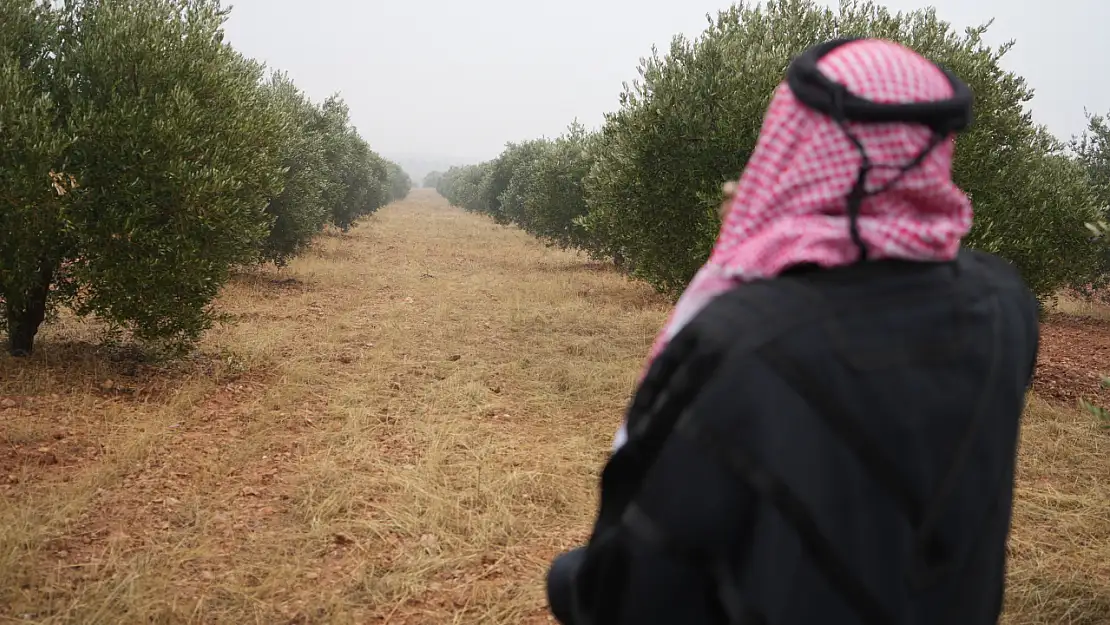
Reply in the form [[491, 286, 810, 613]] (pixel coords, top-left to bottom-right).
[[200, 570, 215, 581], [447, 354, 462, 362], [100, 380, 115, 391], [0, 398, 16, 409], [240, 486, 259, 497], [304, 572, 319, 580]]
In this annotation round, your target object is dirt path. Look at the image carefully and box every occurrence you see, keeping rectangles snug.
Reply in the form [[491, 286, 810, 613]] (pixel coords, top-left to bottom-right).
[[1, 190, 1108, 624], [0, 190, 669, 624]]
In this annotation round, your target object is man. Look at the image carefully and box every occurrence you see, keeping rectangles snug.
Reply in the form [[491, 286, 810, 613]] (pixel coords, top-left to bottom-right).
[[547, 38, 1039, 625]]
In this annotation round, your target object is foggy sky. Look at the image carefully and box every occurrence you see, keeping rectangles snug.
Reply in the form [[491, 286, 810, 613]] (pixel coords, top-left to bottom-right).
[[222, 0, 1109, 166]]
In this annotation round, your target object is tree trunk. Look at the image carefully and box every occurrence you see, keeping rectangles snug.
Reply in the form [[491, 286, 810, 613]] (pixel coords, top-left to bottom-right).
[[5, 264, 53, 357]]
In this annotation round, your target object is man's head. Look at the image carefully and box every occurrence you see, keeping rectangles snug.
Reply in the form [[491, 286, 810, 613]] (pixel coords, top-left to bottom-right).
[[709, 39, 975, 279]]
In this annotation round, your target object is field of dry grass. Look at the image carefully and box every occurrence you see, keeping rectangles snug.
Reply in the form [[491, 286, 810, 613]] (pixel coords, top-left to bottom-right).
[[1, 189, 1108, 624]]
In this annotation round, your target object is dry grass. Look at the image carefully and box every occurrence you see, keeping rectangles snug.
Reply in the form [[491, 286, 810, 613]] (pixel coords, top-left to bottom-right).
[[1006, 397, 1110, 624], [1050, 294, 1110, 322], [0, 189, 1106, 623], [0, 190, 668, 624]]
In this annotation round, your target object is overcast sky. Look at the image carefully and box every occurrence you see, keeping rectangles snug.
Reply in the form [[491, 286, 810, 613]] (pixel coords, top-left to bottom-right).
[[223, 0, 1108, 166]]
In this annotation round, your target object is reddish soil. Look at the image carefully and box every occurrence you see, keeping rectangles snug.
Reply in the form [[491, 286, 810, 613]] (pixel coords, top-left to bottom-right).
[[1033, 313, 1110, 407]]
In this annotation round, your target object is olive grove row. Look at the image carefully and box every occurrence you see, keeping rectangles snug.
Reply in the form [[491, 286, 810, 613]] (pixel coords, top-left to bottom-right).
[[430, 0, 1110, 301], [1, 0, 412, 356]]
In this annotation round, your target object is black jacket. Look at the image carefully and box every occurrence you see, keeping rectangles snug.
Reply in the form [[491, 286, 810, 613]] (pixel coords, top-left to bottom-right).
[[550, 249, 1039, 625]]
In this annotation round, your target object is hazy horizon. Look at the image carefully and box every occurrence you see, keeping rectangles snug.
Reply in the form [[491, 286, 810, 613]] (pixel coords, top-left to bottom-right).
[[223, 0, 1110, 176]]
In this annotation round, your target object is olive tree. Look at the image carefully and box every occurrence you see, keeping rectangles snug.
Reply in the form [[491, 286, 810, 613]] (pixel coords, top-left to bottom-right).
[[258, 71, 331, 265], [1070, 110, 1110, 291], [0, 0, 71, 356], [2, 0, 286, 356], [437, 163, 493, 214], [387, 161, 413, 202], [312, 96, 389, 232], [583, 0, 1103, 296], [486, 139, 553, 225], [500, 123, 600, 252], [423, 170, 444, 189], [366, 151, 392, 215], [328, 135, 390, 231], [1075, 112, 1110, 207]]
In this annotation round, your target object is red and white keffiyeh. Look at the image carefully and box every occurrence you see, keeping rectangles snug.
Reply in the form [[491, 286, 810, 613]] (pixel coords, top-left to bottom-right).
[[613, 38, 973, 450]]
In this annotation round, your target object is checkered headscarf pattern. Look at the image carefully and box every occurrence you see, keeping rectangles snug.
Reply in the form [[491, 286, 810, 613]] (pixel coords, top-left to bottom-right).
[[612, 39, 973, 451], [711, 38, 971, 273]]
